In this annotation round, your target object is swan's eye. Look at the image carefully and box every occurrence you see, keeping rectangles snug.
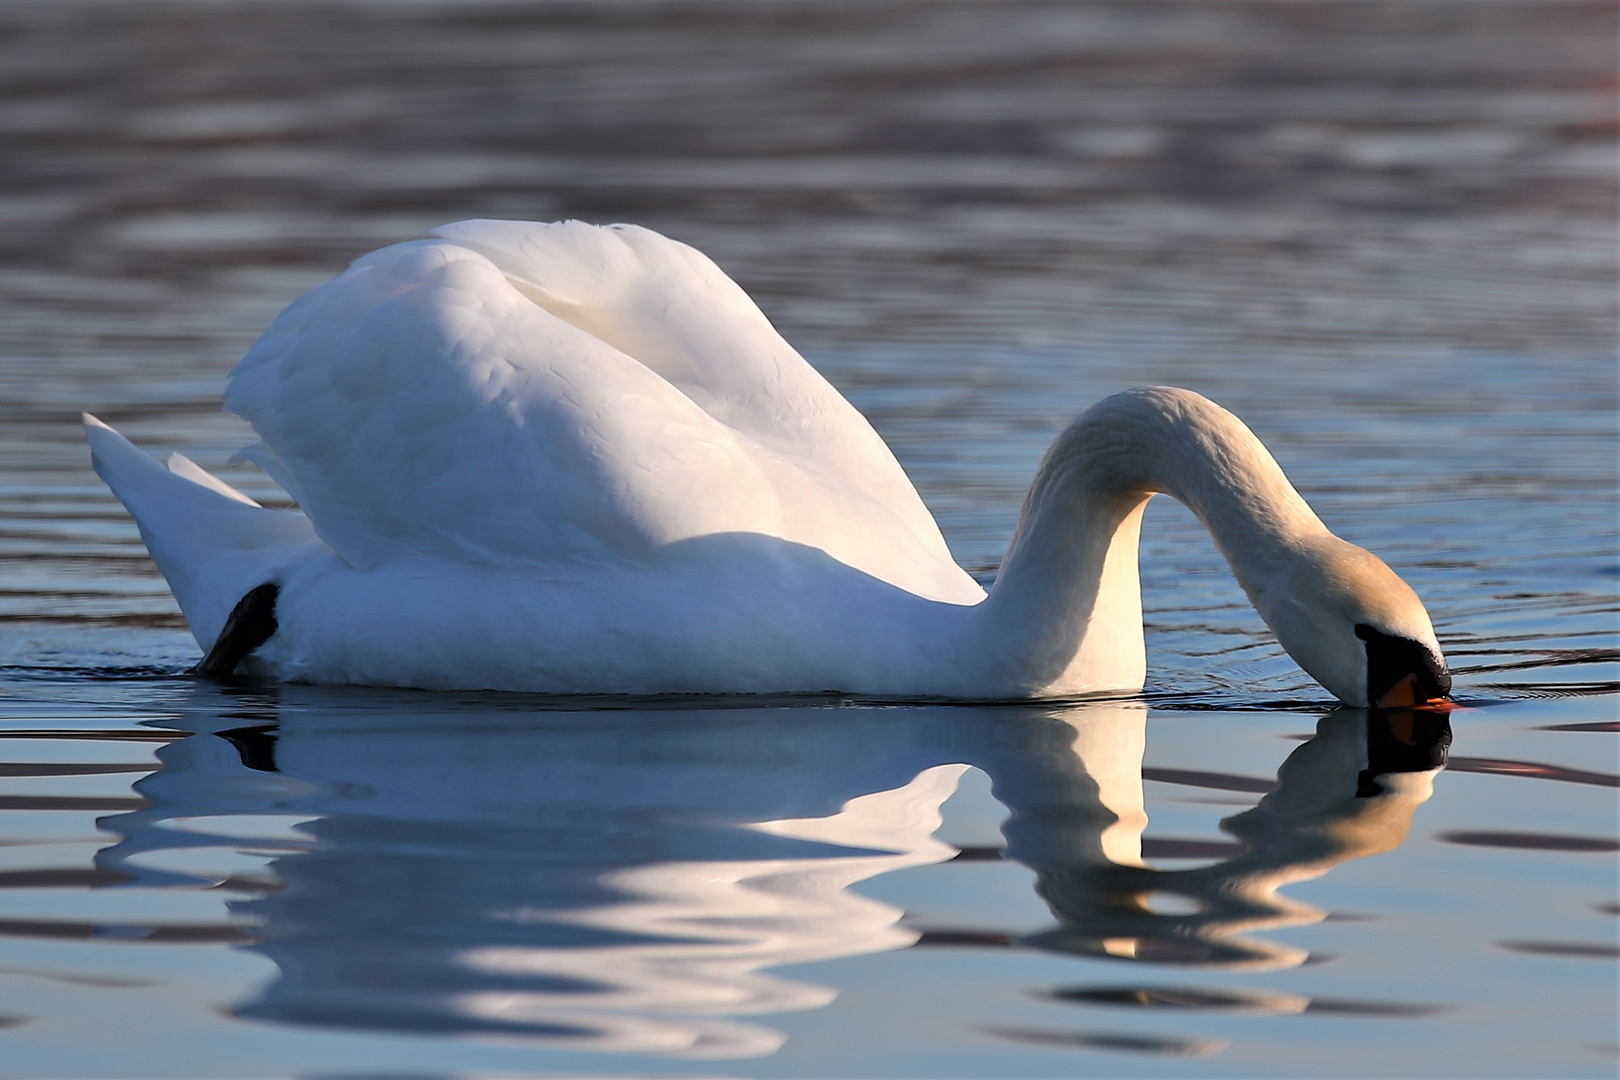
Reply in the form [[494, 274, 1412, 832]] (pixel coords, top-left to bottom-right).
[[1354, 624, 1451, 707]]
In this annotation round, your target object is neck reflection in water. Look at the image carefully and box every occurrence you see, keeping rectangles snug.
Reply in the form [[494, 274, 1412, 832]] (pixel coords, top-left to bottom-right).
[[93, 689, 1449, 1058], [1016, 707, 1451, 971]]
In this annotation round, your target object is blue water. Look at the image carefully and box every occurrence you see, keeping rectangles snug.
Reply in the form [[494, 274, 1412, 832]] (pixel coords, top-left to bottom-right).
[[0, 1, 1614, 1076], [0, 683, 1611, 1077]]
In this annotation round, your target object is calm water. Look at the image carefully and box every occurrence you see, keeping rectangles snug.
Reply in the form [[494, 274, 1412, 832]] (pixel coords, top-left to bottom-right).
[[0, 1, 1616, 1076]]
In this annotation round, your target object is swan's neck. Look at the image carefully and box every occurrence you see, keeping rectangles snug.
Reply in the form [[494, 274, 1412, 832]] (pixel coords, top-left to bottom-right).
[[974, 387, 1330, 695]]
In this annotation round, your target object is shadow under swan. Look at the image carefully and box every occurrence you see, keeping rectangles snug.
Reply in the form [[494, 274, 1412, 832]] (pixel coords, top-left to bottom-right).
[[92, 687, 1449, 1058]]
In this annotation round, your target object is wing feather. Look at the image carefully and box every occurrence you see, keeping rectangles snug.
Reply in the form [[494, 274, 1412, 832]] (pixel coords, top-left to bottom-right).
[[225, 222, 979, 601]]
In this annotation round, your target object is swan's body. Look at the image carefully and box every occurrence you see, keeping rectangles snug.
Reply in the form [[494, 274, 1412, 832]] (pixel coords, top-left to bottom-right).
[[86, 219, 1449, 704]]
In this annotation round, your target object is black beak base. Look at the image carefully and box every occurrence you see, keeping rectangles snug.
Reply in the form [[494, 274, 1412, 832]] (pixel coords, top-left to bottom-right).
[[1355, 623, 1451, 706]]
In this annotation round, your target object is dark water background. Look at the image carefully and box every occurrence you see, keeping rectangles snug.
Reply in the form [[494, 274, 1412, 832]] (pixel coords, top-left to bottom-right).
[[0, 2, 1614, 1076]]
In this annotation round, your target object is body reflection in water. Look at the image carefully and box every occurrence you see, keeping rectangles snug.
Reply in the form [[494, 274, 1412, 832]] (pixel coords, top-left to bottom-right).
[[93, 690, 1448, 1058]]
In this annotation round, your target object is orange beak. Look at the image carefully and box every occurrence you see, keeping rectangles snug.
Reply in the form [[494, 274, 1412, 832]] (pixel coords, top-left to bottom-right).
[[1374, 673, 1458, 711]]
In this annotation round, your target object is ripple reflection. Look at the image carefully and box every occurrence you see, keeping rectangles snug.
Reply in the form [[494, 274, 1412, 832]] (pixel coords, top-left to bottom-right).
[[88, 688, 1448, 1057]]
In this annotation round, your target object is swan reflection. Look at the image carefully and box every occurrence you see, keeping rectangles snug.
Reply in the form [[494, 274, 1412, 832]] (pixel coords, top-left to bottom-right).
[[1016, 707, 1451, 970], [94, 690, 1447, 1057]]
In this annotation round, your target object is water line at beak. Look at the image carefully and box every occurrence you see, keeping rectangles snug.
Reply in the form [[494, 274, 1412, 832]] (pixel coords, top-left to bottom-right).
[[1373, 673, 1459, 711]]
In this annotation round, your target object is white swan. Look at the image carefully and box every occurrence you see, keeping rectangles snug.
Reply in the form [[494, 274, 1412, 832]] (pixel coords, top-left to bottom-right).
[[85, 219, 1450, 705]]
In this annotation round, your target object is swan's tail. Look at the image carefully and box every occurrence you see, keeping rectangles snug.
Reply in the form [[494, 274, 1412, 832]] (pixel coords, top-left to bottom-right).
[[84, 415, 323, 653]]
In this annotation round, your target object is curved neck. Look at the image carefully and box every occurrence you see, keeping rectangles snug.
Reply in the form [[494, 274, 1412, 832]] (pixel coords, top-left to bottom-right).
[[972, 387, 1329, 696]]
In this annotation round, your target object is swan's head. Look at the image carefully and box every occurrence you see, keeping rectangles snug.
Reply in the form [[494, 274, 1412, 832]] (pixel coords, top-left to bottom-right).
[[1259, 537, 1450, 708]]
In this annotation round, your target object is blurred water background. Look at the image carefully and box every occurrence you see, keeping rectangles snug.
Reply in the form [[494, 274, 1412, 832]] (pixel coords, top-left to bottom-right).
[[0, 1, 1614, 1076]]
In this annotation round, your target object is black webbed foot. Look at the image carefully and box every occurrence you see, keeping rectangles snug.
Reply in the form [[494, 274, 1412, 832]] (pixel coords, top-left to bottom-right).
[[196, 583, 279, 678]]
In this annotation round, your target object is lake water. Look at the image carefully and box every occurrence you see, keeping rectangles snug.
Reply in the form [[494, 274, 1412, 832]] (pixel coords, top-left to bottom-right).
[[0, 1, 1615, 1076]]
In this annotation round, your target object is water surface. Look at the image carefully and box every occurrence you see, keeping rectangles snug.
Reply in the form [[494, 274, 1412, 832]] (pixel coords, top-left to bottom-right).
[[0, 1, 1614, 1076]]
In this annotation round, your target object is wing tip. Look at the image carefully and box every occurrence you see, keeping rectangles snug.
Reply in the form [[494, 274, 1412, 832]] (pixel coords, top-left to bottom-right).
[[167, 452, 263, 507]]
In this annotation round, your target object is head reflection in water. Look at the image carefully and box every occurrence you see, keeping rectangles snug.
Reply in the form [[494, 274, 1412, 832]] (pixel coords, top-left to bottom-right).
[[1017, 707, 1451, 970], [93, 689, 1449, 1058]]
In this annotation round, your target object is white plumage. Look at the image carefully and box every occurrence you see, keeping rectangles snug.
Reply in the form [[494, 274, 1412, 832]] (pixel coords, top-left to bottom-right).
[[86, 219, 1445, 703]]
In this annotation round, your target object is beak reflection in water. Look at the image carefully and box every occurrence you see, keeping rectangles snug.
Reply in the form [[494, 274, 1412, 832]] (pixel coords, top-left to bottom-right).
[[92, 688, 1451, 1058]]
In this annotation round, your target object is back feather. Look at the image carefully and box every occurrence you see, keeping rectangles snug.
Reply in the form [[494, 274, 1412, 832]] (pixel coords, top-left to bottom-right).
[[223, 220, 977, 601]]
